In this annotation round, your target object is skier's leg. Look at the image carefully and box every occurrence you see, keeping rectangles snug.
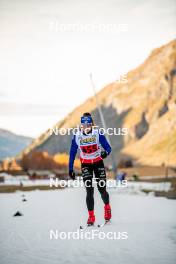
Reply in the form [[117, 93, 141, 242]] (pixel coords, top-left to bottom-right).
[[81, 164, 94, 210], [84, 176, 94, 211], [94, 160, 109, 205], [94, 160, 111, 220], [81, 163, 95, 224]]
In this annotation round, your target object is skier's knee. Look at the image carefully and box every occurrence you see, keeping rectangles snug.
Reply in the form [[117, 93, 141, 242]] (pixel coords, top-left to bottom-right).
[[97, 185, 106, 194]]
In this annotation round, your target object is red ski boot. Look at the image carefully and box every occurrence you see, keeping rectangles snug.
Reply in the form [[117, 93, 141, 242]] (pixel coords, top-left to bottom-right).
[[87, 210, 95, 226], [104, 204, 111, 221]]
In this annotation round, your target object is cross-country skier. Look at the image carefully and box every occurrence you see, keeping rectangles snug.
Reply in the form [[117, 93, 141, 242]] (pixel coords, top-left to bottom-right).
[[69, 112, 112, 226]]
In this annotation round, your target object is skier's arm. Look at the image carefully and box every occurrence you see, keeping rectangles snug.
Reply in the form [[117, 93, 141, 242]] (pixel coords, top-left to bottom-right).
[[99, 134, 111, 158], [69, 135, 78, 171]]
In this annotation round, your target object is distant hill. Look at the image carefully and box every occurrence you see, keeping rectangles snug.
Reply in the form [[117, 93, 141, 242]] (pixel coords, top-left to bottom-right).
[[0, 129, 33, 160], [19, 39, 176, 166]]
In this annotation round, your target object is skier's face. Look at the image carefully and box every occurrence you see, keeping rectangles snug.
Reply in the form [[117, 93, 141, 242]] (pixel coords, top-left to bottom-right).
[[81, 123, 92, 134]]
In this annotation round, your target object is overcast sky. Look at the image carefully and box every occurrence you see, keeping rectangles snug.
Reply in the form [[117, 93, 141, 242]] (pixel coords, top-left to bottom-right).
[[0, 0, 175, 137]]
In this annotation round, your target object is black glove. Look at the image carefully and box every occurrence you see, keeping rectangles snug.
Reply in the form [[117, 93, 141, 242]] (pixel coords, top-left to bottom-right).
[[69, 170, 75, 180], [101, 150, 108, 159]]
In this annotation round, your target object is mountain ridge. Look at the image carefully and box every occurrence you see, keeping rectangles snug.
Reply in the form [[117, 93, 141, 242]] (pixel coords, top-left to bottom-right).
[[0, 128, 33, 160]]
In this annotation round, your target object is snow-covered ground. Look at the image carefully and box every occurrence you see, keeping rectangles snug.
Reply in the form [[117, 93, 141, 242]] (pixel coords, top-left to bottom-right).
[[0, 186, 176, 264]]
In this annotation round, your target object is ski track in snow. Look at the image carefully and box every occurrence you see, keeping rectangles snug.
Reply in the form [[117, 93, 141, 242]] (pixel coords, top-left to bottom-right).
[[0, 186, 176, 264]]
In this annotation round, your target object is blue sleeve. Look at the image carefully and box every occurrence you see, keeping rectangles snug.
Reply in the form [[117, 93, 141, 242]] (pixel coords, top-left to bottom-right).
[[69, 135, 78, 171], [99, 134, 111, 154]]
